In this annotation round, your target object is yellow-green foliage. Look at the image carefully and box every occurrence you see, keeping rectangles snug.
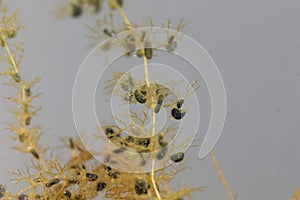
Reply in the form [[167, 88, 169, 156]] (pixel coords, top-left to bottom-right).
[[0, 1, 244, 200]]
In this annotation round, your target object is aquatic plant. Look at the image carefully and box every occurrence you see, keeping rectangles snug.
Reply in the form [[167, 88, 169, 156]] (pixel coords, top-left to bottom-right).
[[0, 1, 245, 199]]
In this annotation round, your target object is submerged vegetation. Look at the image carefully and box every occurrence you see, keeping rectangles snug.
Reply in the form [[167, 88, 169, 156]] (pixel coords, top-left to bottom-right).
[[0, 0, 234, 199], [6, 0, 299, 199]]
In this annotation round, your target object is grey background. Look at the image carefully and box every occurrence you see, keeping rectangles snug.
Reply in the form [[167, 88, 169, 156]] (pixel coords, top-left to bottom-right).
[[0, 0, 300, 199]]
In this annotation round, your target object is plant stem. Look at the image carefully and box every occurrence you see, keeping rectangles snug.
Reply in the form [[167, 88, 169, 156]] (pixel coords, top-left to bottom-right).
[[143, 55, 150, 87], [2, 35, 26, 126], [143, 55, 161, 200], [210, 150, 235, 200], [292, 186, 300, 200], [14, 184, 35, 198], [1, 34, 48, 171], [115, 6, 132, 30], [112, 2, 161, 199], [2, 35, 19, 74], [109, 0, 132, 30]]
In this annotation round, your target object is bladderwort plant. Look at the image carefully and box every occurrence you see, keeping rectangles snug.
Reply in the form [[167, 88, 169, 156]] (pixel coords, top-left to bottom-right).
[[5, 1, 300, 200], [0, 1, 234, 200]]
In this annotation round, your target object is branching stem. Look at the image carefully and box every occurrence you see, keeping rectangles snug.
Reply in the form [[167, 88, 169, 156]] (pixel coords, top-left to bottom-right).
[[112, 1, 161, 199], [210, 150, 235, 200]]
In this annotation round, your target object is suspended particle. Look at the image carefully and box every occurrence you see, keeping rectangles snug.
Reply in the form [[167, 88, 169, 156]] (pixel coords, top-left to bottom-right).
[[176, 98, 184, 109], [135, 179, 150, 195], [11, 72, 21, 83], [86, 173, 98, 182], [96, 182, 107, 191], [63, 190, 72, 198], [18, 194, 28, 200], [170, 152, 185, 163], [156, 146, 168, 160], [171, 108, 186, 120], [30, 148, 40, 159], [0, 184, 5, 198], [45, 178, 60, 187]]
